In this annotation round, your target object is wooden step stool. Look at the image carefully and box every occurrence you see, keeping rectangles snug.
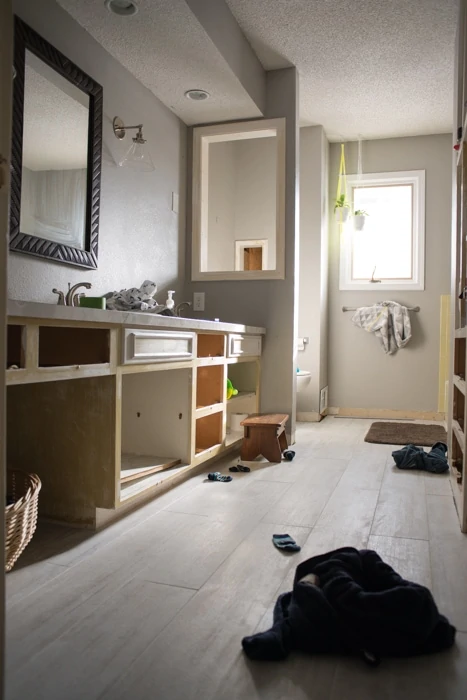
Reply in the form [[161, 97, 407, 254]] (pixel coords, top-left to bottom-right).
[[240, 414, 289, 463]]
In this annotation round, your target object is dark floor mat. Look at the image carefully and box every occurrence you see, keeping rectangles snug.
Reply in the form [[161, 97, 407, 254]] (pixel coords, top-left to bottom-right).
[[364, 421, 447, 447]]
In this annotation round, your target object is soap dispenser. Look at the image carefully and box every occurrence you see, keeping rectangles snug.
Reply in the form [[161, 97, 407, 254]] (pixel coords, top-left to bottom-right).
[[165, 290, 175, 310]]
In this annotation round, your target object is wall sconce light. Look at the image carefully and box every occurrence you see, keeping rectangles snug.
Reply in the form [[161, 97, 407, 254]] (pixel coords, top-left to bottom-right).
[[112, 116, 155, 172]]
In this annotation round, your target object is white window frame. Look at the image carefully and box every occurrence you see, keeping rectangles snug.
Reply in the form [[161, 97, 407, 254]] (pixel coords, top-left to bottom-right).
[[339, 170, 425, 291]]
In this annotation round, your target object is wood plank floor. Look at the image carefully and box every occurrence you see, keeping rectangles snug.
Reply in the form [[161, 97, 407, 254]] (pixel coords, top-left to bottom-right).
[[6, 417, 467, 700]]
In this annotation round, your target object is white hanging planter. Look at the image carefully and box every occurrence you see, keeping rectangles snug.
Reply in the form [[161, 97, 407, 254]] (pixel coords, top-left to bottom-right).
[[335, 207, 350, 223], [354, 214, 366, 231]]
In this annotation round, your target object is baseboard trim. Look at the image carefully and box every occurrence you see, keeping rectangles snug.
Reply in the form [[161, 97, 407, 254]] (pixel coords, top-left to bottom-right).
[[328, 407, 445, 422], [297, 412, 324, 423]]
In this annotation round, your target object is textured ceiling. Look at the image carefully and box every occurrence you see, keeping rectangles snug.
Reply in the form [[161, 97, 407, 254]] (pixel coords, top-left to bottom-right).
[[226, 0, 457, 140], [23, 58, 89, 171], [57, 0, 261, 125]]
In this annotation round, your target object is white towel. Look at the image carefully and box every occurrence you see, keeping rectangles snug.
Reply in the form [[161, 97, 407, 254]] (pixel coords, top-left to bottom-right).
[[351, 301, 412, 354]]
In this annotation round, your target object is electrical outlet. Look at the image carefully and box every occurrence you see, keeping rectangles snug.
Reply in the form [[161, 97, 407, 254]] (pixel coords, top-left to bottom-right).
[[320, 386, 328, 414], [193, 292, 205, 312]]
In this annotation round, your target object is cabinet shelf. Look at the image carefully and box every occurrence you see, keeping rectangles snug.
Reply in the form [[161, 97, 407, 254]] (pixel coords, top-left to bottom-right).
[[195, 403, 224, 419], [120, 454, 182, 484], [120, 461, 189, 502], [455, 327, 467, 338], [225, 430, 243, 447]]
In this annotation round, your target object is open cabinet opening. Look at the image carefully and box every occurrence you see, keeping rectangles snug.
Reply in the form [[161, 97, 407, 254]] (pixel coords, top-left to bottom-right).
[[120, 368, 191, 501], [195, 412, 223, 454], [196, 364, 224, 408], [197, 334, 225, 358], [7, 325, 24, 368], [39, 326, 110, 367], [226, 361, 259, 445]]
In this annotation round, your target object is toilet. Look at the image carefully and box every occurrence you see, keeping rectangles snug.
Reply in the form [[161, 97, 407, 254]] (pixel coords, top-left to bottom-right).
[[296, 369, 311, 393]]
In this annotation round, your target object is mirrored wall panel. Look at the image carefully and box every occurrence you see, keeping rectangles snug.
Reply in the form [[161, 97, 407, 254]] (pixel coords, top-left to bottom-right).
[[10, 17, 102, 269], [20, 51, 90, 249], [192, 119, 285, 281]]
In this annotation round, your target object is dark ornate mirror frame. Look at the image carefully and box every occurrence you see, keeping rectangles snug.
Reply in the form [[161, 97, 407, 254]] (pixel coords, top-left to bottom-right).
[[10, 17, 103, 269]]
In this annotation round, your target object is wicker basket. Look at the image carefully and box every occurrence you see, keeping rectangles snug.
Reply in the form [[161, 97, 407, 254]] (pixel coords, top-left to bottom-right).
[[5, 470, 41, 572]]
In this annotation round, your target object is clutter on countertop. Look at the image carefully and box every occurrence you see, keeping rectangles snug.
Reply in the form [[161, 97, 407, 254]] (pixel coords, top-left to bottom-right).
[[392, 442, 449, 474], [104, 280, 164, 313], [79, 296, 106, 310], [241, 547, 456, 665], [165, 290, 175, 310]]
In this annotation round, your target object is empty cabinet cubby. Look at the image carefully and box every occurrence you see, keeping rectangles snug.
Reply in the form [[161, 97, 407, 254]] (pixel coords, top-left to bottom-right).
[[196, 365, 224, 408], [7, 325, 24, 368], [454, 384, 465, 432], [454, 337, 466, 379], [195, 412, 223, 454], [197, 334, 225, 358], [39, 326, 110, 367], [120, 369, 192, 499]]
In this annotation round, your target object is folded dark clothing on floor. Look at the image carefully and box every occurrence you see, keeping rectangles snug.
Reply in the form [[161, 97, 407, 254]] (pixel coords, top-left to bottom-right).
[[242, 547, 455, 665], [392, 442, 449, 473]]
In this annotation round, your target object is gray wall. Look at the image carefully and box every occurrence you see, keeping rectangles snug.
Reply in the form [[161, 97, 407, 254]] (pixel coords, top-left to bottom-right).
[[186, 68, 300, 438], [328, 134, 452, 412], [10, 0, 186, 306], [207, 141, 236, 271], [298, 126, 329, 416], [234, 139, 276, 270], [206, 138, 276, 271]]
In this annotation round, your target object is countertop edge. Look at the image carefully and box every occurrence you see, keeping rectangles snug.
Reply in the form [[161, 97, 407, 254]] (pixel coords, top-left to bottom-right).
[[7, 300, 266, 336]]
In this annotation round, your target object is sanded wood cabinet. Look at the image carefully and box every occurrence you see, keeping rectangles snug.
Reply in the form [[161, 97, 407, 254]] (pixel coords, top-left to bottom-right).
[[6, 307, 264, 529]]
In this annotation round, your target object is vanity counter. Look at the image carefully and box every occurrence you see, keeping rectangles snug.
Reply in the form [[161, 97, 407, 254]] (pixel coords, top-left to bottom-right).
[[8, 300, 265, 336], [6, 298, 264, 528]]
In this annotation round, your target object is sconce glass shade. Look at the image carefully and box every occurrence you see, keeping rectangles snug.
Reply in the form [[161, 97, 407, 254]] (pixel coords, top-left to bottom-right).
[[118, 139, 155, 172]]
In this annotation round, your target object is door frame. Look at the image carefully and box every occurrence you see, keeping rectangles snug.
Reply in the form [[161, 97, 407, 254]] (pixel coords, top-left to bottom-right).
[[234, 238, 269, 271]]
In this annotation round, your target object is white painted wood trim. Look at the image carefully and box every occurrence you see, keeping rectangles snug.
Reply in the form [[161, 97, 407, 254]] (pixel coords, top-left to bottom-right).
[[192, 117, 286, 281], [339, 170, 426, 291], [297, 412, 323, 422], [122, 329, 196, 365], [328, 406, 445, 421]]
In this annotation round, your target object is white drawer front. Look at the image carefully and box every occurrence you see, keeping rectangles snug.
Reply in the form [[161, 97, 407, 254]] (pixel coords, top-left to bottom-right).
[[228, 334, 262, 358], [123, 329, 195, 364]]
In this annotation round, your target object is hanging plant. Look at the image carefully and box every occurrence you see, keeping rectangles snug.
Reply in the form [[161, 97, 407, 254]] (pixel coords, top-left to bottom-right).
[[334, 193, 351, 222], [354, 209, 369, 231], [335, 143, 349, 224]]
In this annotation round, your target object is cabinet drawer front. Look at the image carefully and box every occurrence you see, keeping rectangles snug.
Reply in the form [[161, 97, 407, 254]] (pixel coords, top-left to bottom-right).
[[228, 334, 262, 358], [123, 329, 195, 364]]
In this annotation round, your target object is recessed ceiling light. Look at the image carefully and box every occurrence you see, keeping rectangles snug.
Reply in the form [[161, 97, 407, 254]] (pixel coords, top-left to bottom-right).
[[185, 89, 210, 101], [105, 0, 138, 16]]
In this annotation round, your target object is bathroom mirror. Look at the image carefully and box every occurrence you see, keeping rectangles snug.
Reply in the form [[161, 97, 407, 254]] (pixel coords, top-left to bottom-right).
[[10, 17, 102, 269], [192, 118, 286, 281]]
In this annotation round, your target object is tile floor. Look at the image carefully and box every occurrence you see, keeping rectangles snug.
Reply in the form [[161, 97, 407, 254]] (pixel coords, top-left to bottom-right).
[[5, 417, 467, 700]]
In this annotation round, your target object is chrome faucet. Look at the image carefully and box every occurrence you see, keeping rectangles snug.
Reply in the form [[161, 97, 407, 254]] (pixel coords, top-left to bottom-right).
[[175, 301, 192, 317], [66, 282, 92, 306], [52, 282, 92, 306]]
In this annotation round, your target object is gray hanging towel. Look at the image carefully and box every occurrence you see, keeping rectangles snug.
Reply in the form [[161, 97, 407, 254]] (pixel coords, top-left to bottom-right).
[[351, 301, 412, 354]]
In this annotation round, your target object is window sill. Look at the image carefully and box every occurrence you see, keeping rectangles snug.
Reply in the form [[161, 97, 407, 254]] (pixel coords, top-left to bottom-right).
[[339, 282, 424, 292]]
